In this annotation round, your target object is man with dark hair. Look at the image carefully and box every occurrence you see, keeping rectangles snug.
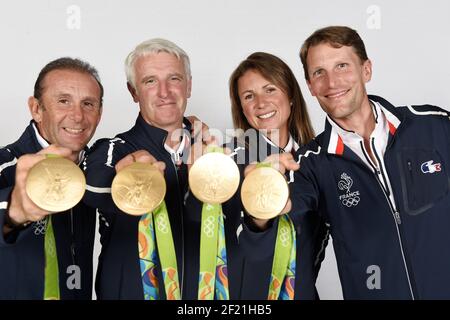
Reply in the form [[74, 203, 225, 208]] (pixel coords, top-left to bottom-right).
[[0, 57, 103, 299], [287, 25, 450, 299]]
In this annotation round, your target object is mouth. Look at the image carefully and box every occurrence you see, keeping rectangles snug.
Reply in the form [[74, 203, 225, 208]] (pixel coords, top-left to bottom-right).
[[325, 89, 350, 99], [63, 127, 85, 135], [257, 110, 277, 119], [157, 102, 177, 107]]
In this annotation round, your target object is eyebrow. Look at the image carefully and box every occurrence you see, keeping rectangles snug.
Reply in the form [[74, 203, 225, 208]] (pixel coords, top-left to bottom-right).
[[52, 92, 99, 102], [311, 66, 323, 72], [239, 82, 273, 96], [169, 72, 185, 79], [141, 72, 185, 83], [140, 75, 154, 84]]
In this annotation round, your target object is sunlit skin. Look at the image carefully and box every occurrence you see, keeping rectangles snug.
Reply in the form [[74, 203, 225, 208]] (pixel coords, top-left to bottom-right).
[[128, 52, 192, 148], [306, 42, 374, 138], [238, 69, 291, 148], [28, 69, 102, 162]]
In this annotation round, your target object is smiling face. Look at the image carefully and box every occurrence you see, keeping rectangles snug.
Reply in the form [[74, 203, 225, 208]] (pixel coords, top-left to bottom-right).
[[128, 52, 192, 132], [238, 69, 291, 142], [29, 69, 102, 160], [306, 42, 372, 124]]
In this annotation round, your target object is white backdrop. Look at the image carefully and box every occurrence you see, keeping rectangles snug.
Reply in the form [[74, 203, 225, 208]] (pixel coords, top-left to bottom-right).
[[1, 0, 449, 299]]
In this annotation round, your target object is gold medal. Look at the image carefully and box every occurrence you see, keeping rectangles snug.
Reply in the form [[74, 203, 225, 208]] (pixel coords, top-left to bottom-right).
[[111, 162, 166, 216], [26, 157, 86, 212], [241, 165, 289, 219], [189, 152, 240, 204]]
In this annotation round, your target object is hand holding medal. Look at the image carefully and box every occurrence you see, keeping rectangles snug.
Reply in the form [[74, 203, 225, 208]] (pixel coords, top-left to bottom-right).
[[241, 152, 299, 221], [26, 155, 86, 213], [111, 151, 166, 216], [188, 145, 240, 204]]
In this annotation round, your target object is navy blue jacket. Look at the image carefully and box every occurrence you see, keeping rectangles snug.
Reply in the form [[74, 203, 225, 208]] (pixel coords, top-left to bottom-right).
[[290, 95, 450, 299], [83, 114, 200, 299], [0, 122, 96, 300]]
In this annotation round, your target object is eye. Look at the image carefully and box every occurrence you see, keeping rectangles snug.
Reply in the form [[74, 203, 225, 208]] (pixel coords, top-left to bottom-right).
[[337, 63, 348, 70], [58, 99, 69, 105], [312, 69, 324, 78], [145, 78, 155, 85], [266, 87, 276, 94], [170, 75, 182, 82], [243, 93, 253, 101], [83, 101, 96, 109]]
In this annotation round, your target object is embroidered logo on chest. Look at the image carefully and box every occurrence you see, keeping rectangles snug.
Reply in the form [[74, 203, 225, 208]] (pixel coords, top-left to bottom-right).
[[33, 219, 47, 235], [338, 173, 361, 207], [421, 160, 442, 174]]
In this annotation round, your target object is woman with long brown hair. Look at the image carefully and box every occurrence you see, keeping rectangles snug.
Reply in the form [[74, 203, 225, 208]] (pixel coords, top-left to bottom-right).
[[223, 52, 328, 299]]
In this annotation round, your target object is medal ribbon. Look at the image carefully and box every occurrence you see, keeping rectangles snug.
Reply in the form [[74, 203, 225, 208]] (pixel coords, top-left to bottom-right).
[[44, 215, 60, 300], [139, 201, 181, 300], [42, 154, 62, 300], [198, 146, 229, 300], [268, 214, 296, 300], [254, 162, 296, 300]]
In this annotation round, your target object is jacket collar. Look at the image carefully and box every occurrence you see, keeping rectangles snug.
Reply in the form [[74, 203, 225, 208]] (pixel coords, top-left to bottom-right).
[[132, 113, 192, 145], [260, 133, 299, 153], [30, 120, 87, 163], [129, 113, 193, 161], [322, 95, 402, 156], [11, 120, 44, 155]]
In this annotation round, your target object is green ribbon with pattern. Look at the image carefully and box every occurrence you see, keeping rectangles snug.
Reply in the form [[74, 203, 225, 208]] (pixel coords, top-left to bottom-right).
[[139, 201, 181, 300], [198, 146, 229, 300], [44, 215, 60, 300]]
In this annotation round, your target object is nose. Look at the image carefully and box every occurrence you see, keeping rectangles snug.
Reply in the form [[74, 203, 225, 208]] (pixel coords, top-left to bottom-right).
[[327, 72, 339, 88], [255, 95, 268, 109], [157, 81, 169, 98], [69, 103, 84, 122]]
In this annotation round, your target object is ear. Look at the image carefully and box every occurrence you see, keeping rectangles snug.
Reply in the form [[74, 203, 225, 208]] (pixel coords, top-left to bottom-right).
[[362, 59, 373, 83], [186, 77, 192, 98], [28, 96, 42, 122], [127, 82, 139, 103]]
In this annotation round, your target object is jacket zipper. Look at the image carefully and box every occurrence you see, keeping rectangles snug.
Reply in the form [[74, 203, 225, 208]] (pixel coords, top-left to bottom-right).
[[360, 139, 415, 299]]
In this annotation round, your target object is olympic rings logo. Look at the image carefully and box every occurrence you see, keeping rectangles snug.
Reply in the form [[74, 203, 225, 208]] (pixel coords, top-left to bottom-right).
[[33, 219, 47, 236], [279, 226, 290, 247], [341, 196, 360, 207], [203, 215, 216, 238], [156, 215, 169, 234]]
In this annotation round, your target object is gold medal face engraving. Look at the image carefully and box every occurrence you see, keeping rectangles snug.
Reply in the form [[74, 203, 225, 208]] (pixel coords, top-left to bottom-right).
[[26, 157, 86, 212], [111, 162, 166, 216], [189, 152, 240, 204], [241, 166, 289, 219]]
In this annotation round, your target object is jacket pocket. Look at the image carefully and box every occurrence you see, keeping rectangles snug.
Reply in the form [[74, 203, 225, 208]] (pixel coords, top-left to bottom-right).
[[398, 148, 449, 215]]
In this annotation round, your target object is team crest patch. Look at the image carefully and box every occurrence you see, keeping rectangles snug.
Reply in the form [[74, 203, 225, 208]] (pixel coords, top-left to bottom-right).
[[421, 160, 442, 174], [338, 173, 360, 207]]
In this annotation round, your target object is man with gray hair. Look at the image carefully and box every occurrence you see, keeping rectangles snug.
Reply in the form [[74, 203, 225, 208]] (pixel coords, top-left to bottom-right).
[[83, 38, 207, 299]]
